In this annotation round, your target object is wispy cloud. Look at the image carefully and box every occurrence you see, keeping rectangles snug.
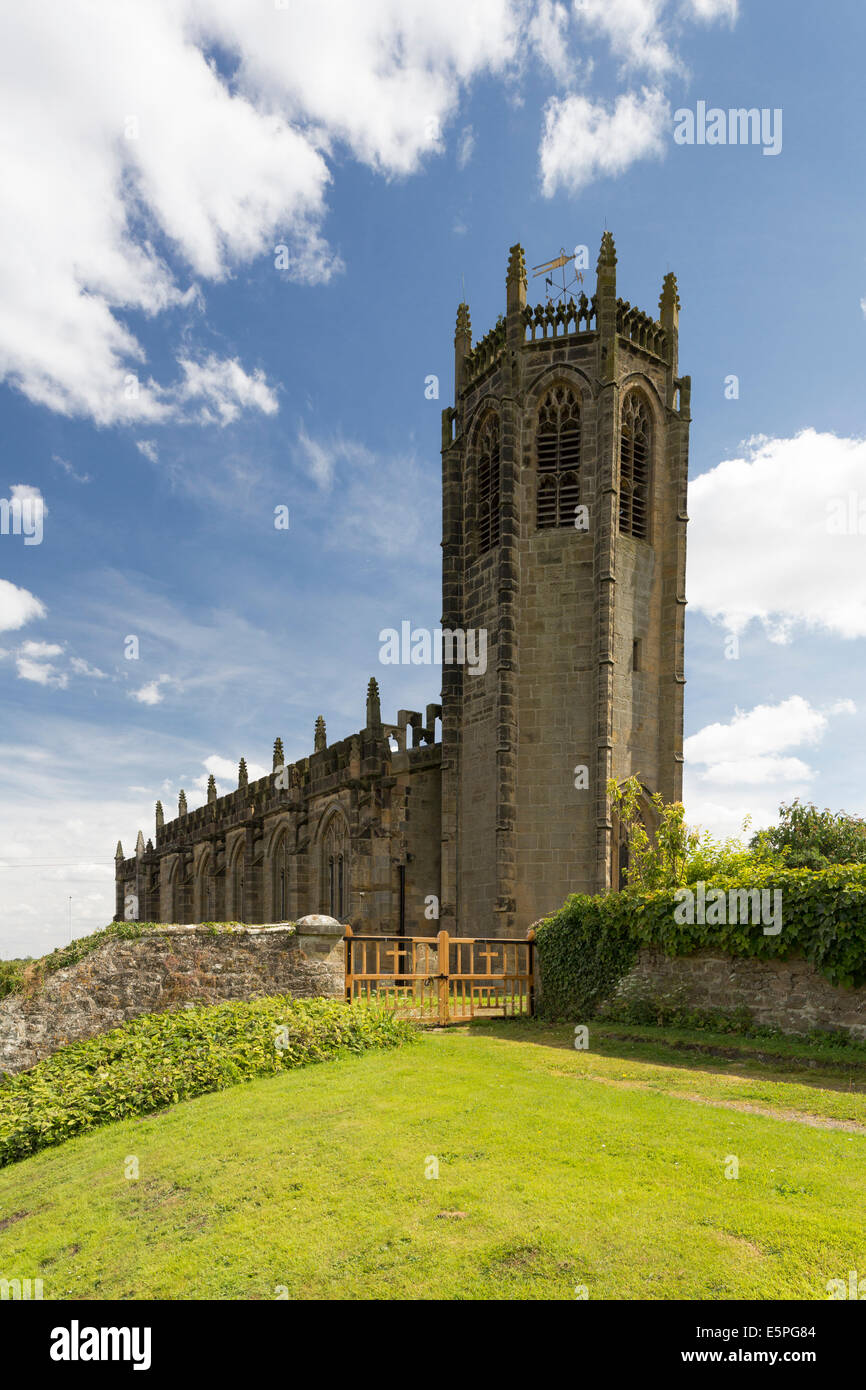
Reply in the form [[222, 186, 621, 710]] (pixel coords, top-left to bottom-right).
[[457, 125, 476, 168], [52, 453, 91, 484]]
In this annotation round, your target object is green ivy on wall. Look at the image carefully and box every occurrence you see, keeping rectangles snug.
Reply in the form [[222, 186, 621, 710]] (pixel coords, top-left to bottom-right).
[[535, 864, 866, 1020]]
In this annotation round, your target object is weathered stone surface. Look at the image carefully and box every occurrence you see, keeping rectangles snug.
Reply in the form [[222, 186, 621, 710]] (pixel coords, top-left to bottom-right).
[[615, 949, 866, 1039], [0, 923, 345, 1076]]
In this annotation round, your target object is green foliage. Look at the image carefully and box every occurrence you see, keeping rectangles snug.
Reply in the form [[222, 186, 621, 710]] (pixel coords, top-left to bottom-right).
[[0, 958, 30, 1000], [598, 986, 859, 1049], [0, 921, 257, 999], [2, 1022, 865, 1300], [0, 996, 415, 1167], [751, 798, 866, 869], [536, 864, 866, 1021], [629, 864, 866, 988], [600, 982, 757, 1035], [683, 823, 781, 882], [608, 775, 695, 889], [608, 775, 785, 889], [534, 895, 639, 1021]]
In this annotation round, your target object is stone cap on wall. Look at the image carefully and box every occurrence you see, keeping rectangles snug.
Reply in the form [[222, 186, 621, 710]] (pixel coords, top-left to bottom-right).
[[294, 915, 343, 935], [117, 920, 345, 936]]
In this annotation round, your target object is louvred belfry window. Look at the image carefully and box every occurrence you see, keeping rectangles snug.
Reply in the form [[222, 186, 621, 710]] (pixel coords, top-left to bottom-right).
[[619, 393, 651, 540], [476, 414, 501, 554], [536, 384, 581, 529]]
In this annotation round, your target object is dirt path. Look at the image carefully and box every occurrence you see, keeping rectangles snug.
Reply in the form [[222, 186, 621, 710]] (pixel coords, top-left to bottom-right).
[[568, 1069, 866, 1133]]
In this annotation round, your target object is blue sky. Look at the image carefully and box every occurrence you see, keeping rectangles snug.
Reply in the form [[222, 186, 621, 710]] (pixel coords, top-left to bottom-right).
[[1, 0, 865, 956]]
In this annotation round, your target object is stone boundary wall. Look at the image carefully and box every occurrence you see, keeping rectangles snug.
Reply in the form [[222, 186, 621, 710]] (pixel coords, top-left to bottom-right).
[[616, 949, 866, 1039], [0, 922, 345, 1076]]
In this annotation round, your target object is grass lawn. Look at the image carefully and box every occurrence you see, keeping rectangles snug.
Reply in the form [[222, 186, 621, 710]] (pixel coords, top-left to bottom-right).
[[1, 1017, 864, 1300]]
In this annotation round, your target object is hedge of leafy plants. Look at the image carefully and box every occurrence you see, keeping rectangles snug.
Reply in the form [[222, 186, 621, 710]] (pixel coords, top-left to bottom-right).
[[0, 996, 415, 1167], [535, 863, 866, 1021]]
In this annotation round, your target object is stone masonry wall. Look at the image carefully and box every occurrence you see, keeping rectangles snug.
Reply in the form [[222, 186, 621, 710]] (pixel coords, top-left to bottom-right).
[[617, 948, 866, 1039], [0, 922, 344, 1076]]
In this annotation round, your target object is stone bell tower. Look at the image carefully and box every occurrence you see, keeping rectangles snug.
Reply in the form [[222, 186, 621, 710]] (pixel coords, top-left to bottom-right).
[[440, 232, 691, 937]]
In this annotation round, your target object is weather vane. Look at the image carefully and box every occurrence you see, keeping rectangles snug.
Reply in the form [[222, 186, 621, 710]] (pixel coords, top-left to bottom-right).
[[531, 247, 584, 304]]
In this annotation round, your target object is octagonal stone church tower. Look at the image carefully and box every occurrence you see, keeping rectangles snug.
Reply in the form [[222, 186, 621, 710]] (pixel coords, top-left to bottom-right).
[[440, 233, 691, 937], [115, 232, 689, 939]]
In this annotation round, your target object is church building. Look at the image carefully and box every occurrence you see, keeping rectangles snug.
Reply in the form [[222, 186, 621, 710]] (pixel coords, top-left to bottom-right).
[[115, 231, 690, 938]]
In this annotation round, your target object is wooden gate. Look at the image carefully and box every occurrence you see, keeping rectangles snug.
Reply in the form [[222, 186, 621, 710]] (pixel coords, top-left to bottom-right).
[[344, 926, 535, 1025]]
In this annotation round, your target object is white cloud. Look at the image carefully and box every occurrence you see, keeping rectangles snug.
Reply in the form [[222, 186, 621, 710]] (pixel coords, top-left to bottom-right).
[[131, 675, 173, 706], [136, 441, 159, 464], [0, 1, 746, 425], [574, 0, 675, 76], [5, 639, 111, 687], [18, 641, 64, 660], [0, 578, 46, 633], [684, 697, 857, 835], [685, 696, 836, 768], [293, 425, 438, 559], [0, 1, 526, 428], [528, 1, 575, 85], [15, 641, 68, 688], [684, 0, 737, 20], [70, 657, 108, 679], [295, 424, 373, 491], [210, 0, 523, 175], [10, 484, 44, 503], [199, 753, 269, 796], [540, 86, 669, 194], [688, 430, 866, 641], [0, 484, 46, 548], [52, 454, 91, 484], [457, 126, 476, 169], [538, 0, 740, 191], [696, 755, 815, 787], [176, 355, 279, 426]]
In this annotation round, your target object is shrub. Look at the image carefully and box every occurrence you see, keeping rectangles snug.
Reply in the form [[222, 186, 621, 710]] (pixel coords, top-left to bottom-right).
[[0, 996, 415, 1167], [0, 958, 29, 1000], [534, 895, 639, 1021], [597, 986, 864, 1050], [536, 864, 866, 1021], [751, 798, 866, 869], [609, 775, 786, 890], [598, 979, 758, 1034]]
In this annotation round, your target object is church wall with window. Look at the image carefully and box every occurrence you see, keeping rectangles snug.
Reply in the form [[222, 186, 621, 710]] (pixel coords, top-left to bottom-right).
[[115, 681, 442, 935], [442, 235, 690, 933], [450, 400, 502, 934], [513, 364, 599, 927]]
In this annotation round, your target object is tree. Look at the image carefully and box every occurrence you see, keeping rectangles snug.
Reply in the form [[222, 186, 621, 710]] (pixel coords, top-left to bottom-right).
[[751, 799, 866, 869]]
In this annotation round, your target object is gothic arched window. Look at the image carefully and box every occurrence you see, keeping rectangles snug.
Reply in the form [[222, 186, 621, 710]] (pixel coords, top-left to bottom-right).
[[272, 829, 290, 921], [197, 850, 214, 921], [323, 813, 350, 919], [536, 383, 581, 529], [475, 413, 500, 555], [619, 393, 651, 540], [229, 839, 245, 921]]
